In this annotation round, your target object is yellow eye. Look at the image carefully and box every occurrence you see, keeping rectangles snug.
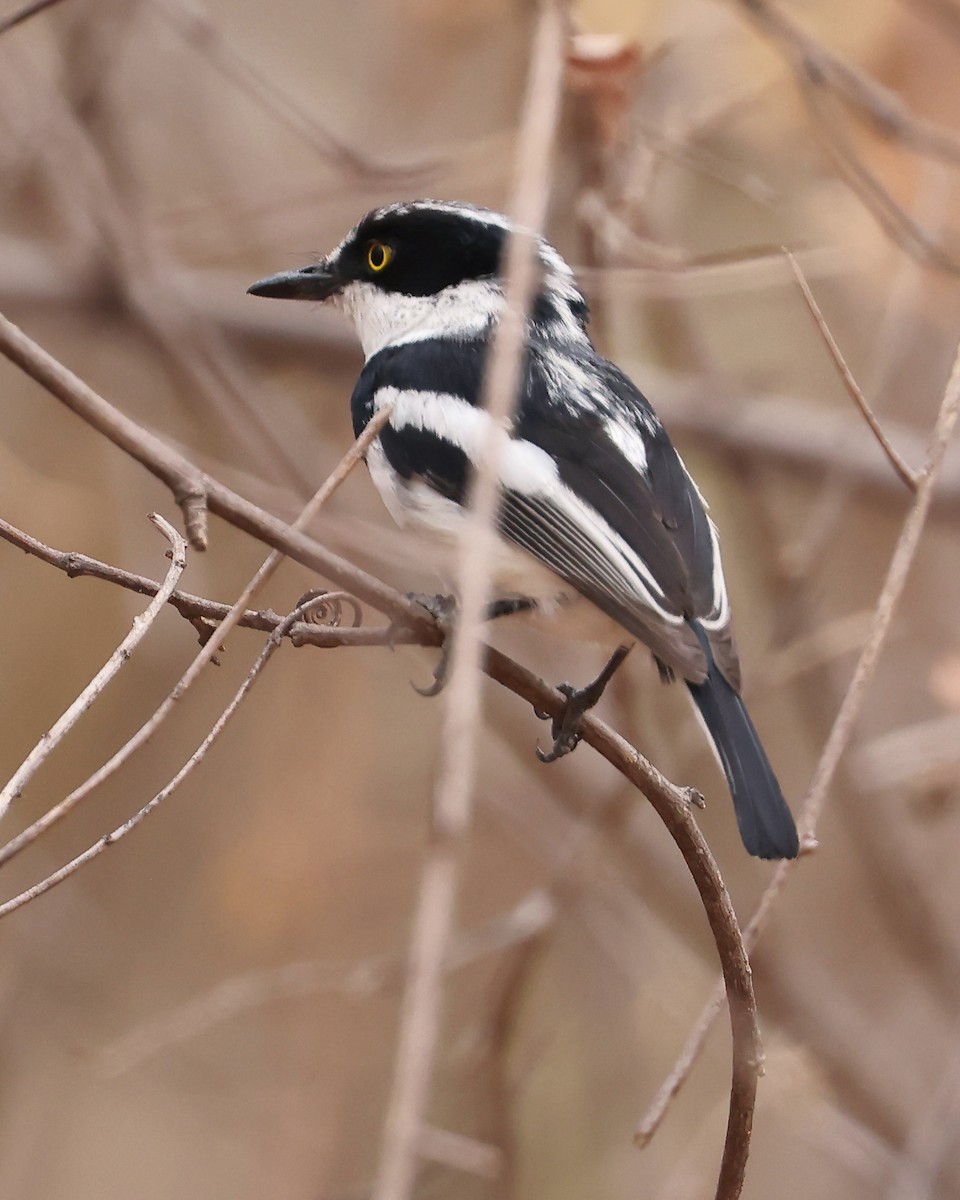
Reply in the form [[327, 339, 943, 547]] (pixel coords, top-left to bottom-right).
[[367, 241, 393, 272]]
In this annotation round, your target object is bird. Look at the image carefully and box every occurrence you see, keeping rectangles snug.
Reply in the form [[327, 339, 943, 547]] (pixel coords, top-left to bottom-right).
[[248, 199, 799, 860]]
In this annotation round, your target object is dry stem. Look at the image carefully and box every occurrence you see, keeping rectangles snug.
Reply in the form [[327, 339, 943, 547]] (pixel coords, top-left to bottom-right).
[[0, 407, 391, 871], [634, 335, 960, 1148], [0, 514, 185, 822], [784, 248, 919, 491]]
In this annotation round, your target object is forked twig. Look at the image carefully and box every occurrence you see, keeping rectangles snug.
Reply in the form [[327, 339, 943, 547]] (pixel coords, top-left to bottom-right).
[[0, 593, 326, 919], [0, 514, 185, 822], [0, 406, 391, 873]]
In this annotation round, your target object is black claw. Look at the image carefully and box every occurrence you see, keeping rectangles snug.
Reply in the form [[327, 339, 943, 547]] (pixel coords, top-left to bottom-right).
[[535, 645, 632, 765], [412, 651, 450, 697], [536, 683, 586, 762]]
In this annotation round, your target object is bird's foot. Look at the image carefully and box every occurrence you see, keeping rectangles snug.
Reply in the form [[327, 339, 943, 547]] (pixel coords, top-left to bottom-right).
[[536, 645, 631, 763], [407, 593, 457, 697], [407, 593, 538, 698]]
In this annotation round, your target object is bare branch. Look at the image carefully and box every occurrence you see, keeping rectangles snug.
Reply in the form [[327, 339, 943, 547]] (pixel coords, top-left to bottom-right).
[[0, 407, 392, 872], [0, 310, 210, 548], [783, 248, 919, 491], [417, 1127, 502, 1179], [97, 889, 555, 1077], [726, 0, 960, 270], [0, 594, 326, 919], [0, 518, 282, 637], [0, 308, 432, 633], [481, 647, 760, 1200], [0, 514, 186, 822], [154, 0, 440, 183], [634, 333, 960, 1149]]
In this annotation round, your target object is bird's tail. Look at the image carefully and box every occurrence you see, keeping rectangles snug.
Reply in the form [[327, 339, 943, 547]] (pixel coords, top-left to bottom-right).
[[686, 629, 799, 860]]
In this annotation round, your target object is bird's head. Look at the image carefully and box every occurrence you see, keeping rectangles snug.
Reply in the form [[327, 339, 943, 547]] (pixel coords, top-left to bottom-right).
[[247, 199, 588, 358]]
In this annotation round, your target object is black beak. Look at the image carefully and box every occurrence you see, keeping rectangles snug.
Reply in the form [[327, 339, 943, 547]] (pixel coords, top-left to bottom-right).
[[247, 260, 343, 301]]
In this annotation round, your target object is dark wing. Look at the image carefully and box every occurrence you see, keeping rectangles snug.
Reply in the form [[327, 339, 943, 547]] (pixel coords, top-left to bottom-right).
[[353, 338, 738, 687], [511, 349, 739, 685]]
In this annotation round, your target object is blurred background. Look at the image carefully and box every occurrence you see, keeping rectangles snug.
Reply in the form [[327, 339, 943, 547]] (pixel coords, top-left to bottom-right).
[[2, 0, 960, 1196]]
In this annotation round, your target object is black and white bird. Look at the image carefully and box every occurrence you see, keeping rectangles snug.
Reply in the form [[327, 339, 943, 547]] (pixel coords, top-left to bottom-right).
[[248, 199, 799, 860]]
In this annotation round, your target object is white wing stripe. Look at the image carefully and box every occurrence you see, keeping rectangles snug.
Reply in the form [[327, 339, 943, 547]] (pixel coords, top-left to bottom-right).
[[372, 385, 683, 626]]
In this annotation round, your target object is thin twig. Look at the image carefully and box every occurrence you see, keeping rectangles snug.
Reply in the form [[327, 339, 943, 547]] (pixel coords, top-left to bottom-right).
[[0, 594, 326, 919], [0, 407, 392, 872], [0, 519, 436, 647], [634, 335, 960, 1149], [783, 248, 919, 491], [371, 7, 567, 1199], [0, 514, 185, 822], [0, 518, 280, 636], [0, 308, 432, 633]]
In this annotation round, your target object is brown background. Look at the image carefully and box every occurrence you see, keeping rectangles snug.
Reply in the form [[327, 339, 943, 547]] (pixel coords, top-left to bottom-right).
[[2, 0, 960, 1197]]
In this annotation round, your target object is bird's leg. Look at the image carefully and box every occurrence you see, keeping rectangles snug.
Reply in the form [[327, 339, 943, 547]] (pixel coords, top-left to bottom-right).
[[537, 644, 632, 763], [408, 593, 538, 696]]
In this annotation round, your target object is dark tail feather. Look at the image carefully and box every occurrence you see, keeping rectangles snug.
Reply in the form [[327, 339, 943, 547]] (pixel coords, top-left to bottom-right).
[[686, 632, 799, 860]]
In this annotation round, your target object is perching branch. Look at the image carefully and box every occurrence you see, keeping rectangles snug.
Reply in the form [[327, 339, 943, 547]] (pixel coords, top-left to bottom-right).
[[0, 406, 392, 870]]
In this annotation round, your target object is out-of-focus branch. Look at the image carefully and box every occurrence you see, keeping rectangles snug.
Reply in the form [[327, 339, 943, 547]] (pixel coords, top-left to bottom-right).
[[0, 0, 69, 36], [155, 0, 441, 183], [725, 0, 960, 271], [0, 514, 185, 823], [372, 6, 567, 1199], [728, 0, 960, 164], [98, 889, 555, 1076], [634, 334, 960, 1149]]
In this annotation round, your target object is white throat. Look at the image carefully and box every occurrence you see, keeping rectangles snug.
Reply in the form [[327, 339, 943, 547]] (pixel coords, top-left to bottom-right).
[[335, 278, 505, 359]]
